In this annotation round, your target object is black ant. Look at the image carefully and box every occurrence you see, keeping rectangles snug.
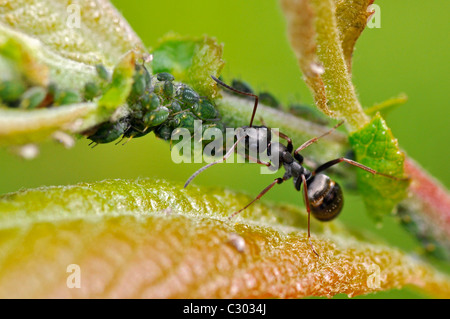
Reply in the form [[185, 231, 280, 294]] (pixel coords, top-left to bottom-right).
[[185, 75, 403, 256]]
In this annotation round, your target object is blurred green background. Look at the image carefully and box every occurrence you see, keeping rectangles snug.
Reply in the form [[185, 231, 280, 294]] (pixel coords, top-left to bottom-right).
[[0, 0, 448, 298]]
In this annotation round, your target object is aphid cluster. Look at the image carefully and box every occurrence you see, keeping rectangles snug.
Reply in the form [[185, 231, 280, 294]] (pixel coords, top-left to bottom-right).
[[0, 63, 116, 111], [0, 77, 89, 110], [87, 65, 224, 147]]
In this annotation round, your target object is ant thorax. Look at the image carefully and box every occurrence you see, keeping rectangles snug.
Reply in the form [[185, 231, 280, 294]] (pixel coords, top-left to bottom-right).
[[234, 125, 278, 171]]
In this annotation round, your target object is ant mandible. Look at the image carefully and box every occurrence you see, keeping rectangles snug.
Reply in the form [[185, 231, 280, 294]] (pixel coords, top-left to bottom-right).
[[185, 75, 401, 256]]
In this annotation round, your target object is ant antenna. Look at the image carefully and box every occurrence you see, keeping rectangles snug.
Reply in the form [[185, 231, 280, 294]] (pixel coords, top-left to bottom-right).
[[184, 135, 246, 188], [211, 75, 259, 127]]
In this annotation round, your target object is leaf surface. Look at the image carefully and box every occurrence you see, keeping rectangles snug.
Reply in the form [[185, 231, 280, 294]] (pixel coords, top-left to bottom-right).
[[0, 0, 146, 147], [0, 178, 447, 298], [152, 34, 225, 98], [349, 113, 410, 220]]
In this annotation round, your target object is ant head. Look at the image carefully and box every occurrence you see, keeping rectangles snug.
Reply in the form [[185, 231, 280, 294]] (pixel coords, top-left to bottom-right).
[[306, 174, 343, 221]]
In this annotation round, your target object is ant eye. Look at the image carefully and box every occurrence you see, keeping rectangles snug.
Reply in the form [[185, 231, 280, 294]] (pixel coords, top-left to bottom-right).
[[307, 174, 343, 221]]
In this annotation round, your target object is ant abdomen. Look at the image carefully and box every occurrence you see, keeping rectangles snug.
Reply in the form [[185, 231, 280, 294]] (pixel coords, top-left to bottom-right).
[[306, 174, 344, 221]]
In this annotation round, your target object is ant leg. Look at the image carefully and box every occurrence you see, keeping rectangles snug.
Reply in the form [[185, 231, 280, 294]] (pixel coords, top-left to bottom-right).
[[184, 135, 246, 188], [244, 153, 272, 167], [301, 174, 320, 257], [229, 177, 285, 219], [211, 75, 259, 127], [313, 157, 408, 180], [294, 120, 344, 155], [273, 130, 293, 153]]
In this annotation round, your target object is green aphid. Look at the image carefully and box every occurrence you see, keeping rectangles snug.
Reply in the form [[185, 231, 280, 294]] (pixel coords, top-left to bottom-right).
[[19, 86, 47, 109], [231, 79, 254, 95], [176, 85, 199, 109], [141, 93, 160, 111], [193, 99, 218, 120], [169, 100, 182, 113], [144, 106, 170, 127], [84, 82, 101, 101], [259, 92, 280, 108], [122, 117, 147, 138], [142, 65, 152, 86], [156, 72, 175, 82], [288, 103, 329, 125], [170, 111, 196, 134], [129, 65, 148, 100], [54, 89, 81, 106], [153, 81, 163, 95], [47, 83, 58, 97], [128, 102, 144, 118], [88, 119, 129, 144], [0, 80, 26, 104], [163, 81, 174, 98], [154, 123, 173, 141], [96, 64, 110, 81]]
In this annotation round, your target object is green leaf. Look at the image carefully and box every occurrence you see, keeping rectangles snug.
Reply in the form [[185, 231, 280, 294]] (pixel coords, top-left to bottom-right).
[[364, 93, 409, 117], [349, 113, 410, 220], [97, 51, 136, 114], [0, 0, 148, 148], [152, 34, 225, 98], [0, 178, 448, 298], [335, 0, 375, 73], [0, 0, 145, 90], [280, 0, 369, 130]]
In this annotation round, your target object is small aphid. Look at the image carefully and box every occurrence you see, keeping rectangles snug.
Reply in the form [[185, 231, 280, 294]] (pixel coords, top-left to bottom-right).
[[176, 85, 200, 109], [128, 102, 144, 118], [88, 119, 129, 144], [95, 64, 111, 81], [19, 86, 47, 109], [169, 100, 182, 113], [146, 93, 161, 111], [154, 123, 173, 141], [83, 82, 101, 101], [121, 117, 151, 139], [259, 92, 280, 108], [193, 99, 219, 120], [289, 103, 329, 125], [156, 72, 175, 82], [231, 79, 254, 95], [129, 65, 148, 100], [170, 111, 196, 134], [163, 81, 174, 99], [53, 89, 81, 106], [0, 80, 26, 104], [143, 106, 170, 127]]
